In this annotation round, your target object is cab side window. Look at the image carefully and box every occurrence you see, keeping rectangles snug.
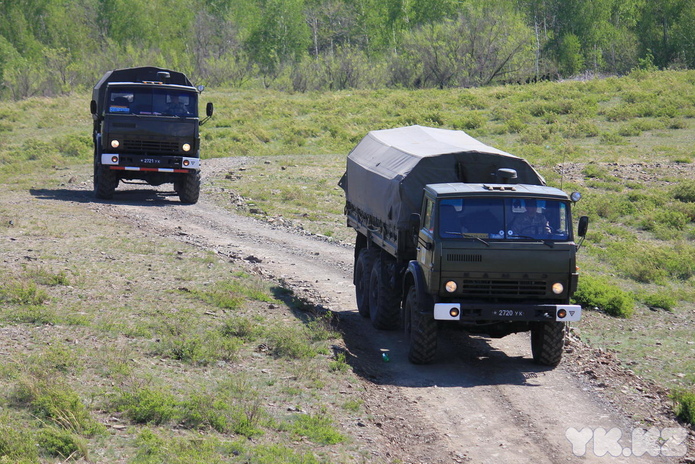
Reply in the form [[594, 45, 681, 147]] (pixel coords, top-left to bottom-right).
[[422, 198, 435, 235]]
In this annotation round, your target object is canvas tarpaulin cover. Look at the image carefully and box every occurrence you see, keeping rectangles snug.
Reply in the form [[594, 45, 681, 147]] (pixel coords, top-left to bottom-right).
[[340, 125, 546, 231]]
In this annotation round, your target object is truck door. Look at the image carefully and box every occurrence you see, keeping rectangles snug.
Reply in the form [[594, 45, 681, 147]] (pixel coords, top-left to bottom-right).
[[417, 197, 437, 283]]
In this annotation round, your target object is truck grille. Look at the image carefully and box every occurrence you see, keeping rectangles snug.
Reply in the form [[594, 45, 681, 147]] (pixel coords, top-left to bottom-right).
[[123, 139, 180, 153], [462, 279, 546, 297], [447, 253, 482, 262]]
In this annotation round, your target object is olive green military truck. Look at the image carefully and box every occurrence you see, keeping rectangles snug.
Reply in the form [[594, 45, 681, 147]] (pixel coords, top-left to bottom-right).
[[340, 125, 588, 366], [90, 66, 213, 203]]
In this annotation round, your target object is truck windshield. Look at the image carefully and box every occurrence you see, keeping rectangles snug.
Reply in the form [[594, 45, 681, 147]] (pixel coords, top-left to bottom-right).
[[107, 88, 197, 117], [438, 197, 570, 241]]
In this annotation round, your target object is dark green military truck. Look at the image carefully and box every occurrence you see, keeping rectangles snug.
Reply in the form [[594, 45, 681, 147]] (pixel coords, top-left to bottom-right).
[[90, 66, 213, 203], [340, 125, 588, 366]]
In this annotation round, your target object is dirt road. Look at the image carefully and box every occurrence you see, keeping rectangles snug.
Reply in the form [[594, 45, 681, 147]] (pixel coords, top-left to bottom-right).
[[85, 158, 690, 464]]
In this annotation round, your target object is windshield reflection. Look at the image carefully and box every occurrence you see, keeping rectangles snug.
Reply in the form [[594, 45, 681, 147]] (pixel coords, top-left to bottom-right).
[[438, 197, 570, 241], [107, 88, 198, 117]]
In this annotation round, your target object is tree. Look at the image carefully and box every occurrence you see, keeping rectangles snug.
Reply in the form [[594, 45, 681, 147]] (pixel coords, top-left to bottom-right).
[[408, 0, 458, 26], [673, 0, 695, 67], [557, 33, 584, 76], [637, 0, 695, 68], [244, 0, 311, 78], [395, 3, 534, 88], [305, 0, 360, 57]]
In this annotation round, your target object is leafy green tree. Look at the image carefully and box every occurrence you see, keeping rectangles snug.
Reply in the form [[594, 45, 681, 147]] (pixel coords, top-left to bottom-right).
[[244, 0, 311, 78], [409, 0, 458, 26], [637, 0, 688, 68], [97, 0, 195, 55], [305, 0, 361, 57], [0, 0, 46, 58], [557, 33, 584, 76], [395, 3, 534, 88], [673, 0, 695, 67]]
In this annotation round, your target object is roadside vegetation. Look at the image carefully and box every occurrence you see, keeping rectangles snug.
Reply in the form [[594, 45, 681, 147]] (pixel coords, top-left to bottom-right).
[[2, 0, 695, 99], [0, 69, 693, 462]]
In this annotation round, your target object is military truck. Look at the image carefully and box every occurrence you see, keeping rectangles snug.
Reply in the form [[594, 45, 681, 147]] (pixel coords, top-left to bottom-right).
[[90, 66, 213, 203], [340, 125, 588, 366]]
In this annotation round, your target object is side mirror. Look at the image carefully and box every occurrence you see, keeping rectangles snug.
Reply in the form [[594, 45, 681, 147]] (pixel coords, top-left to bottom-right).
[[90, 100, 97, 115], [409, 213, 421, 239], [206, 102, 214, 117], [577, 216, 589, 237]]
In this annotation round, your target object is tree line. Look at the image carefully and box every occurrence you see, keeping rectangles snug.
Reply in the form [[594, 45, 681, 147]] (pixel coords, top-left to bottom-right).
[[0, 0, 693, 99]]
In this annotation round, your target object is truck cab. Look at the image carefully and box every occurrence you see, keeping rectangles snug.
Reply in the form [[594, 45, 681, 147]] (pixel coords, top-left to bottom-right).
[[90, 67, 213, 203], [405, 182, 587, 364], [418, 183, 580, 306]]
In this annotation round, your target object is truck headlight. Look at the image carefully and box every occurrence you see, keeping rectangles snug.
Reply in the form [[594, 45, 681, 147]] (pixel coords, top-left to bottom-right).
[[182, 143, 191, 152], [445, 281, 457, 293], [552, 283, 564, 294], [111, 139, 120, 148]]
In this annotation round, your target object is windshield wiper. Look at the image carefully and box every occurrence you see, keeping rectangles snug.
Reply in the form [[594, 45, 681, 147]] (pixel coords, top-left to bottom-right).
[[462, 233, 490, 247], [442, 231, 491, 247], [511, 234, 554, 248]]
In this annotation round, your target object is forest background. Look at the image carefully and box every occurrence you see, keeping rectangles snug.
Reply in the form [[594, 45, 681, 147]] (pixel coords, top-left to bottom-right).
[[2, 0, 695, 99]]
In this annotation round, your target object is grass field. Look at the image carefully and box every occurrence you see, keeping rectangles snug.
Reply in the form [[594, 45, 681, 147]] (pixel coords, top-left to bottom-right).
[[0, 69, 693, 461]]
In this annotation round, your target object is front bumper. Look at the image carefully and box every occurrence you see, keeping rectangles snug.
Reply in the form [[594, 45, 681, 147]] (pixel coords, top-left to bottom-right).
[[434, 302, 581, 322], [101, 153, 200, 172]]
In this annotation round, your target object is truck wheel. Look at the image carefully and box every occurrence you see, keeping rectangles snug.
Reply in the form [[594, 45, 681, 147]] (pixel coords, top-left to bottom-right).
[[354, 248, 375, 317], [178, 171, 200, 204], [404, 286, 437, 364], [94, 165, 118, 199], [368, 255, 400, 330], [531, 321, 565, 366]]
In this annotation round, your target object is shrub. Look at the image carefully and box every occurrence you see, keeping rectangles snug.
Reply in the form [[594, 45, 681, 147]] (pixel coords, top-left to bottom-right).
[[640, 210, 689, 232], [671, 389, 695, 425], [267, 326, 317, 359], [673, 181, 695, 203], [285, 413, 346, 445], [329, 352, 349, 373], [582, 163, 609, 179], [0, 416, 39, 462], [54, 134, 91, 159], [599, 131, 626, 145], [451, 112, 486, 130], [220, 316, 263, 341], [0, 280, 48, 305], [115, 387, 181, 425], [247, 444, 320, 464], [38, 427, 88, 460], [11, 374, 103, 436], [642, 292, 677, 311], [572, 274, 635, 318]]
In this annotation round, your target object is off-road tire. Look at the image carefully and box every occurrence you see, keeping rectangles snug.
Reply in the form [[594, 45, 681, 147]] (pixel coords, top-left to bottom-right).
[[178, 171, 200, 204], [531, 321, 565, 366], [354, 248, 376, 317], [94, 164, 118, 200], [368, 254, 400, 330], [405, 286, 437, 364]]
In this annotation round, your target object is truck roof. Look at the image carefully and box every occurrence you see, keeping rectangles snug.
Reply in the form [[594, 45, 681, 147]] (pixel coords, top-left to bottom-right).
[[341, 125, 547, 231], [92, 67, 195, 113], [427, 183, 570, 200]]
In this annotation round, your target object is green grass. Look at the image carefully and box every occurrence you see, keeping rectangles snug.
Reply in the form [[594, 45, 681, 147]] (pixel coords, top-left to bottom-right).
[[0, 188, 358, 461]]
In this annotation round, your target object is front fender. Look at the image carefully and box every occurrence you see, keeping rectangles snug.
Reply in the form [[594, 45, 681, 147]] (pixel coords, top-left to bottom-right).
[[404, 261, 433, 315]]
